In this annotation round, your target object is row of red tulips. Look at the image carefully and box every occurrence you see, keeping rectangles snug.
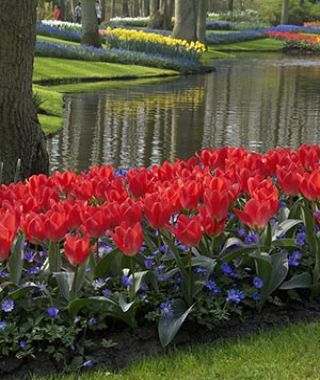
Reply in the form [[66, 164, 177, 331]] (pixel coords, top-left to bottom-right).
[[0, 145, 320, 265], [266, 31, 320, 45]]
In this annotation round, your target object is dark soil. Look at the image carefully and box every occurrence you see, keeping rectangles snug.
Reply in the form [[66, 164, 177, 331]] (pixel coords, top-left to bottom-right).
[[2, 300, 320, 380]]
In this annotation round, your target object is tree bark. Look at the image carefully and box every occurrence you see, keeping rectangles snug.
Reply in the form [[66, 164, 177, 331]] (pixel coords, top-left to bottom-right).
[[160, 0, 174, 30], [111, 0, 116, 18], [81, 0, 101, 48], [196, 0, 208, 43], [172, 0, 207, 41], [281, 0, 290, 24], [0, 0, 49, 184], [122, 0, 129, 16]]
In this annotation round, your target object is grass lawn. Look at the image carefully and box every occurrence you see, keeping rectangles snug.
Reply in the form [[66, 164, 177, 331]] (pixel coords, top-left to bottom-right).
[[212, 38, 283, 52], [35, 321, 320, 380]]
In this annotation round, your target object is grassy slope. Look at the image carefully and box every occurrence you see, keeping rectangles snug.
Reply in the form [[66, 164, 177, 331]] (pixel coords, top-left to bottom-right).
[[212, 38, 283, 52], [36, 321, 320, 380]]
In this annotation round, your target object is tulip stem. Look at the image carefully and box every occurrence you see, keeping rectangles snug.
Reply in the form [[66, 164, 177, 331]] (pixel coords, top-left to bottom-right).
[[71, 265, 79, 299], [187, 248, 193, 305], [130, 257, 135, 301]]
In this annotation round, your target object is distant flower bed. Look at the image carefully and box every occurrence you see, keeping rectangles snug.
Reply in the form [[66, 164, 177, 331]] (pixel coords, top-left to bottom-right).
[[109, 16, 149, 28], [103, 28, 206, 62], [267, 31, 320, 53], [268, 24, 320, 34], [1, 145, 320, 370], [206, 29, 266, 45], [37, 23, 81, 43], [206, 21, 234, 30], [41, 20, 82, 32], [35, 40, 200, 72], [304, 21, 320, 27]]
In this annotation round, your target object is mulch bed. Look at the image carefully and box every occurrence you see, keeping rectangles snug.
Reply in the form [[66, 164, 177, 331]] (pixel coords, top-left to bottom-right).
[[2, 300, 320, 379]]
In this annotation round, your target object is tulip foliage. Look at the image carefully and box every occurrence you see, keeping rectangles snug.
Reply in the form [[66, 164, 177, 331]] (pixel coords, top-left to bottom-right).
[[1, 145, 320, 358]]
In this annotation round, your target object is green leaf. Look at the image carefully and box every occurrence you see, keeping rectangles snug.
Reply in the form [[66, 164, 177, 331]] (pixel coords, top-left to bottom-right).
[[220, 245, 258, 262], [191, 256, 216, 272], [130, 270, 148, 295], [8, 231, 25, 285], [6, 285, 39, 300], [68, 296, 117, 316], [94, 248, 121, 278], [272, 219, 302, 240], [119, 293, 135, 313], [53, 272, 73, 301], [280, 272, 312, 290], [262, 223, 272, 249], [48, 241, 61, 273], [268, 251, 289, 295], [158, 300, 194, 347]]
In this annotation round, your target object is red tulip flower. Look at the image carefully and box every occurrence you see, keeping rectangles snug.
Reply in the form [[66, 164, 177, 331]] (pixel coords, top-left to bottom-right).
[[198, 206, 225, 237], [0, 211, 17, 261], [111, 222, 144, 256], [276, 165, 303, 196], [144, 193, 173, 229], [300, 171, 320, 201], [64, 234, 95, 266], [234, 199, 276, 230], [170, 214, 203, 247]]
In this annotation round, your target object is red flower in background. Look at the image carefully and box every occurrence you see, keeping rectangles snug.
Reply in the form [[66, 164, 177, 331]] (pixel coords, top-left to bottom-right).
[[111, 222, 144, 256]]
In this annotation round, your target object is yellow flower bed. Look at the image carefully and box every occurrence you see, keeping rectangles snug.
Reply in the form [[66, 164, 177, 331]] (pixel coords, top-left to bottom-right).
[[105, 27, 206, 55]]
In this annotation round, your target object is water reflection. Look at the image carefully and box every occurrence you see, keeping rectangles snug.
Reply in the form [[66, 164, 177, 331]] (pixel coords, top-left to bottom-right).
[[48, 55, 320, 172]]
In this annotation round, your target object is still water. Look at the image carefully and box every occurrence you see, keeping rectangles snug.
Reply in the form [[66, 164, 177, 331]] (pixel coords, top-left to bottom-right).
[[48, 54, 320, 172]]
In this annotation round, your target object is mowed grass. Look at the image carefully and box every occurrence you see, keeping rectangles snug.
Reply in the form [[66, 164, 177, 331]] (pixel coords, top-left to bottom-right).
[[213, 38, 283, 52], [33, 57, 177, 83], [35, 321, 320, 380]]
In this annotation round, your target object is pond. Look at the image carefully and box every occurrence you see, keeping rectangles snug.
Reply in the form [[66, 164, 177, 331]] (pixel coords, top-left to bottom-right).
[[48, 54, 320, 172]]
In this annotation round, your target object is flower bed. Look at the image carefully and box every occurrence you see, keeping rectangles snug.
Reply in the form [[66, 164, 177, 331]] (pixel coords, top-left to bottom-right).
[[206, 29, 266, 45], [37, 23, 81, 43], [266, 31, 320, 53], [1, 145, 320, 372], [103, 28, 206, 62], [35, 41, 200, 72]]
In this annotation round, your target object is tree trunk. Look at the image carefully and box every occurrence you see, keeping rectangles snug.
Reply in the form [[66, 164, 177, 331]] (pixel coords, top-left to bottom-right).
[[196, 0, 208, 43], [172, 0, 197, 41], [111, 0, 116, 18], [150, 0, 159, 14], [81, 0, 101, 47], [228, 0, 234, 12], [160, 0, 174, 30], [0, 0, 49, 184], [122, 0, 129, 16], [281, 0, 289, 24]]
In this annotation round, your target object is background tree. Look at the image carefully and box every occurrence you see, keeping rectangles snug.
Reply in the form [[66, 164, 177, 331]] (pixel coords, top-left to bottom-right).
[[0, 0, 49, 183], [81, 0, 101, 47], [172, 0, 208, 42], [281, 0, 290, 23]]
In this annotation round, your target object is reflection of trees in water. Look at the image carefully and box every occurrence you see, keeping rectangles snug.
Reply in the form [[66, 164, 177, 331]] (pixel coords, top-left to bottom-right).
[[48, 60, 320, 173]]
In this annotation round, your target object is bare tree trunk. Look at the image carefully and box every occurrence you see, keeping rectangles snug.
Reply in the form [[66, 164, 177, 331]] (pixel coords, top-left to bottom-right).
[[111, 0, 116, 18], [81, 0, 101, 47], [281, 0, 289, 24], [172, 0, 197, 41], [160, 0, 174, 30], [150, 0, 159, 14], [196, 0, 208, 43], [228, 0, 234, 12], [0, 0, 49, 184], [122, 0, 129, 16]]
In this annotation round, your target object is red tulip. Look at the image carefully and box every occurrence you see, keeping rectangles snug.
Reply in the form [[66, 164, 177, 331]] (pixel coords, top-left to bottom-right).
[[300, 171, 320, 201], [43, 211, 70, 242], [198, 206, 225, 237], [22, 213, 46, 243], [276, 164, 303, 196], [111, 222, 144, 256], [203, 189, 230, 222], [234, 199, 276, 230], [83, 206, 113, 238], [179, 180, 203, 210], [170, 214, 203, 247], [0, 211, 17, 261], [64, 234, 95, 266], [144, 193, 173, 229]]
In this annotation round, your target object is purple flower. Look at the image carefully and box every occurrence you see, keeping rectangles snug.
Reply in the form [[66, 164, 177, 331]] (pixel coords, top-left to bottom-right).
[[92, 278, 106, 289], [2, 299, 15, 313], [288, 251, 303, 267], [245, 232, 257, 245], [253, 276, 264, 289], [88, 317, 97, 326], [252, 292, 260, 301], [295, 231, 306, 246], [24, 250, 34, 263], [204, 279, 221, 294], [144, 258, 154, 269], [195, 267, 208, 275], [226, 289, 245, 304], [19, 340, 27, 349], [83, 360, 94, 367], [237, 228, 247, 238], [160, 301, 174, 318], [221, 262, 237, 278], [121, 275, 133, 287], [47, 307, 59, 318], [0, 269, 8, 278], [0, 321, 7, 330], [102, 288, 111, 297], [27, 267, 39, 276]]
